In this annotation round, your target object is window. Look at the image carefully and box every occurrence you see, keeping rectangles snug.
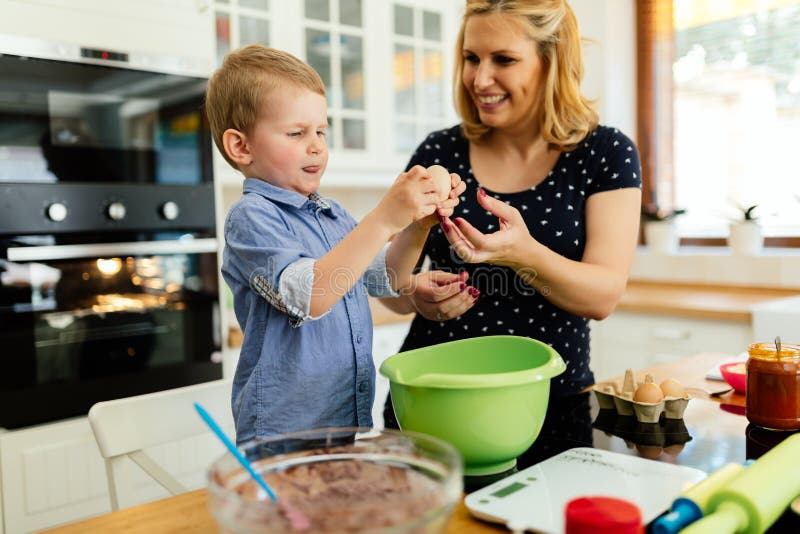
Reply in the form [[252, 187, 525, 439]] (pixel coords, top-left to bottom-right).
[[638, 0, 800, 246]]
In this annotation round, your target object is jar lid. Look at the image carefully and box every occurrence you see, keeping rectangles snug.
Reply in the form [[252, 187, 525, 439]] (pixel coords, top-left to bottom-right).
[[748, 342, 800, 361], [565, 496, 643, 534]]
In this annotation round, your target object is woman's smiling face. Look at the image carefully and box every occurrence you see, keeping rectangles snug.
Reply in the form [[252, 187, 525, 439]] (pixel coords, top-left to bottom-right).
[[461, 13, 545, 135]]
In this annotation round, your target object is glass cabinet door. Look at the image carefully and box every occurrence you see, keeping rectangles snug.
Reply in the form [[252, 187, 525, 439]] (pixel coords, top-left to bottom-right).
[[304, 0, 366, 150], [214, 0, 271, 66], [392, 3, 446, 153]]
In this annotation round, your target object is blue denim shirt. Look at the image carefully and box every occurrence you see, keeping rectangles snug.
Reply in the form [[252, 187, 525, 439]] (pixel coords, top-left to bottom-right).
[[222, 179, 397, 444]]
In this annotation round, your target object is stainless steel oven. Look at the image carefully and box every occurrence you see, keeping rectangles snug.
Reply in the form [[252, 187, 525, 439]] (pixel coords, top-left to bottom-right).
[[0, 45, 221, 429]]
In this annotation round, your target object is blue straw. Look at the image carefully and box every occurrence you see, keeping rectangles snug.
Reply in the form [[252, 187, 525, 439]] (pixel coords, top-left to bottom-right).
[[194, 402, 278, 503]]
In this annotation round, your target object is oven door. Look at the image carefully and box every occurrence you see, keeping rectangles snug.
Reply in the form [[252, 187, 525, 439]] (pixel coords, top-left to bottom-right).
[[0, 238, 221, 429]]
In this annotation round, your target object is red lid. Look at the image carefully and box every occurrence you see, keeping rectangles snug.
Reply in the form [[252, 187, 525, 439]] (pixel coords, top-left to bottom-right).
[[565, 496, 643, 534]]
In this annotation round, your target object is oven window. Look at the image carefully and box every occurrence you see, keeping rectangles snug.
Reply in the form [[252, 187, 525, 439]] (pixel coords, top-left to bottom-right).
[[0, 55, 212, 185], [0, 252, 221, 428]]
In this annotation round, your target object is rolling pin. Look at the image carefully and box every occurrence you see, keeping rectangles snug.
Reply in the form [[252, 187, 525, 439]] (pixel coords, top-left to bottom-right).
[[680, 433, 800, 534], [651, 463, 747, 534]]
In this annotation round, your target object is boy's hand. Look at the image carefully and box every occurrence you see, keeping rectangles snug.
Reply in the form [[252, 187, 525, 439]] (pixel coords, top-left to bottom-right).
[[373, 165, 442, 234]]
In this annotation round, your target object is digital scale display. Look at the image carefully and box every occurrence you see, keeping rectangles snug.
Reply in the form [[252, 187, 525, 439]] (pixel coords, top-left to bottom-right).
[[491, 481, 527, 498]]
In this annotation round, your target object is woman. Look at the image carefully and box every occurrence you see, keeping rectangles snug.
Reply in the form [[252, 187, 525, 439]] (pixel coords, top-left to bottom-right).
[[380, 0, 641, 450]]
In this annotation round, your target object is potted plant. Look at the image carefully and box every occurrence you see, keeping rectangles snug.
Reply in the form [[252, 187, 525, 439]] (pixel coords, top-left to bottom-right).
[[642, 204, 686, 254], [728, 204, 762, 255]]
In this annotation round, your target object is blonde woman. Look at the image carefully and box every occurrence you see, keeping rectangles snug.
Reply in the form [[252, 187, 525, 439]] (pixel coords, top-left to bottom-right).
[[382, 0, 641, 434]]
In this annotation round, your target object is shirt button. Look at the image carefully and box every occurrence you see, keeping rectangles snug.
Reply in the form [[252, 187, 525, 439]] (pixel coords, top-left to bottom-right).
[[356, 335, 363, 344], [358, 382, 366, 393]]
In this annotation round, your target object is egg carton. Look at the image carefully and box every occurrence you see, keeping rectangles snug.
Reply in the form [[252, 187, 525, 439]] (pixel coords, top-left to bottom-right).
[[592, 369, 691, 423]]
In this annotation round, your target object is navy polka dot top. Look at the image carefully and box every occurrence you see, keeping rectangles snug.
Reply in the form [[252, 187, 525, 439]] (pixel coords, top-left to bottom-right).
[[399, 124, 642, 396]]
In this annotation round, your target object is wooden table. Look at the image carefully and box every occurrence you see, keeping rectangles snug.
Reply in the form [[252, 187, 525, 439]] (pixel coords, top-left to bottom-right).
[[43, 353, 750, 534], [41, 489, 505, 534]]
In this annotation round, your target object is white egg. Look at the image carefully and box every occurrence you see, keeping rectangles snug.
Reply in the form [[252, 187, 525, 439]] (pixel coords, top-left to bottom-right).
[[427, 165, 451, 201]]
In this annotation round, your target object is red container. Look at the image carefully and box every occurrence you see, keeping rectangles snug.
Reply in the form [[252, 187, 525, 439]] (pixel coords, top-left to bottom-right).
[[746, 342, 800, 431], [719, 362, 746, 394]]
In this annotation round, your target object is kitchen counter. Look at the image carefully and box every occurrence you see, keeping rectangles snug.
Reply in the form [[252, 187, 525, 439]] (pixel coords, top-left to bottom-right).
[[42, 352, 800, 533]]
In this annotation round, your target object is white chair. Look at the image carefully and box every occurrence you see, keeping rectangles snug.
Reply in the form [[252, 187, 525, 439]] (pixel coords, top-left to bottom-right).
[[88, 378, 234, 510]]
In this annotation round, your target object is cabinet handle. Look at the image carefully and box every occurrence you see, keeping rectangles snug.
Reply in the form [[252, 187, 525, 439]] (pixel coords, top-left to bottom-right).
[[651, 328, 691, 341]]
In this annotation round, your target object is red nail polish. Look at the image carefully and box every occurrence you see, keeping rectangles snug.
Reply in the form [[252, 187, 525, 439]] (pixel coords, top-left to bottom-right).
[[454, 218, 463, 226], [459, 282, 466, 291], [478, 188, 486, 197], [442, 221, 451, 232]]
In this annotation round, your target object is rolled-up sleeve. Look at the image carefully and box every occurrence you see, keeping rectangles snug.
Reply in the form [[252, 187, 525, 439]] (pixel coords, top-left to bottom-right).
[[224, 204, 319, 327], [362, 244, 399, 298]]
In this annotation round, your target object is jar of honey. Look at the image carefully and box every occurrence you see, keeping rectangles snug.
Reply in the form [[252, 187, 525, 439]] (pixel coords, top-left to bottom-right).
[[746, 342, 800, 431]]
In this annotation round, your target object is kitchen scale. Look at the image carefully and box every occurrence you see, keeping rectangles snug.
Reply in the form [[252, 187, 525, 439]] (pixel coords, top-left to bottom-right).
[[464, 447, 706, 533]]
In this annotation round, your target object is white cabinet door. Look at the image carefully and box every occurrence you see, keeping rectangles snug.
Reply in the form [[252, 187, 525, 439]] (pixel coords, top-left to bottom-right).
[[590, 312, 753, 382], [0, 418, 109, 534], [0, 416, 228, 533], [372, 321, 412, 429]]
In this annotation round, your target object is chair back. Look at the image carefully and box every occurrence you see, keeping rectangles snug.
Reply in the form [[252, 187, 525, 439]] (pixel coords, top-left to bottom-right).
[[88, 379, 233, 510]]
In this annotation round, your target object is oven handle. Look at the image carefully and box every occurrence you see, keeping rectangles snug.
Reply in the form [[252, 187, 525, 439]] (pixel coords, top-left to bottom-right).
[[7, 238, 219, 262]]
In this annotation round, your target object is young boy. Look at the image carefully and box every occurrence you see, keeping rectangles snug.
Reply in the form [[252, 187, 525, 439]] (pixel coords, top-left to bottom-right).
[[206, 45, 464, 443]]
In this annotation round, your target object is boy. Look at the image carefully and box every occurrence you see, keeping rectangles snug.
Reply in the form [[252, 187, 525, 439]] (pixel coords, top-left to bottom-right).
[[205, 45, 464, 443]]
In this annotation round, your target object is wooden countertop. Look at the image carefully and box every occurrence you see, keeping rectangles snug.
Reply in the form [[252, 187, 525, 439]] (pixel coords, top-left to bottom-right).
[[616, 280, 799, 323]]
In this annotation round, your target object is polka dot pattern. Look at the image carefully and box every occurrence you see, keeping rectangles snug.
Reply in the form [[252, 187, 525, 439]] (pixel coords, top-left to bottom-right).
[[397, 124, 641, 397]]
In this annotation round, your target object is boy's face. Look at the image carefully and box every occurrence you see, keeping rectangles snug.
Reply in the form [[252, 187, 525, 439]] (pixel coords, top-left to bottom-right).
[[247, 85, 328, 196]]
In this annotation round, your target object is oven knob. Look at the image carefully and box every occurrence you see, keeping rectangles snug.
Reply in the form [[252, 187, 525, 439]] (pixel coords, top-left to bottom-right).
[[160, 201, 180, 220], [46, 202, 68, 222], [107, 202, 127, 221]]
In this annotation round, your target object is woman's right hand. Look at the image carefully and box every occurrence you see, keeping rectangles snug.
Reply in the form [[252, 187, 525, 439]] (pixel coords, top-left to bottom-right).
[[407, 270, 479, 321]]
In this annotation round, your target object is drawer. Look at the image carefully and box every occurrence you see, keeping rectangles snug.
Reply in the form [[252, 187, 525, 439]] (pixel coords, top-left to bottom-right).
[[594, 312, 752, 355]]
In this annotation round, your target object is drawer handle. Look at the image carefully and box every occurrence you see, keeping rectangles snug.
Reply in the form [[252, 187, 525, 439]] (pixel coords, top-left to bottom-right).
[[651, 328, 691, 341]]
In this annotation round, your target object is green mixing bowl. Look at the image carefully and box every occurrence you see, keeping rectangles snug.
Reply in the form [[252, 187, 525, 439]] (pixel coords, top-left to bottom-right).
[[379, 335, 566, 476]]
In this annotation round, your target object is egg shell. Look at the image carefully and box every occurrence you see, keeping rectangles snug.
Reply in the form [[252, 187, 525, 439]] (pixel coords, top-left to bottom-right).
[[634, 382, 664, 404], [427, 165, 451, 201], [659, 378, 687, 398]]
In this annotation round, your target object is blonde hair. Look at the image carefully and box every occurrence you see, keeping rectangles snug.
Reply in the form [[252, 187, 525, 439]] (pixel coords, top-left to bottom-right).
[[454, 0, 598, 149], [205, 45, 326, 169]]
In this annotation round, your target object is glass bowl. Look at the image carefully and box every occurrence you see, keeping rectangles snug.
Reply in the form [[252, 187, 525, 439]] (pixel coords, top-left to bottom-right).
[[207, 427, 463, 533]]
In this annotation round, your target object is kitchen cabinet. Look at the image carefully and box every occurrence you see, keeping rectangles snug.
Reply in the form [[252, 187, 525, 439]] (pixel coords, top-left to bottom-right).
[[0, 417, 226, 533], [372, 320, 413, 429], [211, 0, 461, 189], [589, 312, 753, 382]]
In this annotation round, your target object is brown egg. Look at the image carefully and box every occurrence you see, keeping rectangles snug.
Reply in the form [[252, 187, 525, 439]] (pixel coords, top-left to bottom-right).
[[660, 378, 687, 398], [663, 443, 686, 456], [427, 165, 452, 201], [634, 382, 664, 404], [636, 444, 664, 460]]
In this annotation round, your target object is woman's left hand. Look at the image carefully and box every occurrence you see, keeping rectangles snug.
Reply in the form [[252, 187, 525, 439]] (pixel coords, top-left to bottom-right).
[[441, 188, 535, 266]]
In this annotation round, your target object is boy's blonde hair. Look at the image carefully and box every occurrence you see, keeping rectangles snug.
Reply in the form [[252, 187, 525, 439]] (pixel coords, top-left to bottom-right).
[[206, 45, 326, 169], [454, 0, 598, 149]]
